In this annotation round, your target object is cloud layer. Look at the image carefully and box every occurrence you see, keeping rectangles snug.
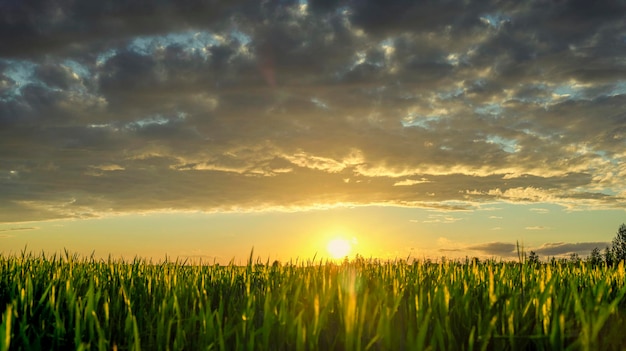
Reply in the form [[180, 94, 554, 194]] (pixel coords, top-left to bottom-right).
[[460, 240, 609, 259], [1, 1, 626, 222]]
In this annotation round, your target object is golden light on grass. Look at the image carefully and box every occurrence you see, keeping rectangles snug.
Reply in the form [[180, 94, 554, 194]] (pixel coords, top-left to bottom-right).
[[326, 237, 352, 259]]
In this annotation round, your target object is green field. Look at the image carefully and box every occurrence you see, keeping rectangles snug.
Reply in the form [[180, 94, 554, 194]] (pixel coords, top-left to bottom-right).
[[1, 252, 625, 350]]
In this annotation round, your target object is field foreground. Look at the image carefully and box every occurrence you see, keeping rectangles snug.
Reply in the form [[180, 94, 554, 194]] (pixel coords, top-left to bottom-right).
[[1, 253, 626, 350]]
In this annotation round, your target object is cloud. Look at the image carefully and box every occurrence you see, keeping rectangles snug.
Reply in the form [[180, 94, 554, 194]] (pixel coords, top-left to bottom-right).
[[436, 237, 462, 251], [0, 226, 38, 237], [1, 1, 626, 222], [393, 178, 430, 186], [439, 239, 611, 259], [416, 214, 464, 224], [525, 226, 549, 230], [534, 242, 609, 257], [439, 248, 463, 253], [0, 1, 249, 58], [0, 227, 37, 232], [467, 242, 517, 256]]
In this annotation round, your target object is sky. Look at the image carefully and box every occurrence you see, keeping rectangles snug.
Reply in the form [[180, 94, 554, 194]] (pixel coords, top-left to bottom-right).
[[1, 0, 625, 264]]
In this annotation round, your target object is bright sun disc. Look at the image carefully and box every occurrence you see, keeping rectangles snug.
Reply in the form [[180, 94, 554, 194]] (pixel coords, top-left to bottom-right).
[[327, 238, 351, 259]]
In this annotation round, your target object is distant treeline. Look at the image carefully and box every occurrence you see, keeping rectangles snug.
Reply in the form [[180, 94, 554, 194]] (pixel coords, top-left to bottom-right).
[[524, 223, 626, 266]]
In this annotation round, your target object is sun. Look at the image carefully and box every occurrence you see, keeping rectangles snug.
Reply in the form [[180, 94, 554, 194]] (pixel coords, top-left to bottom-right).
[[327, 238, 352, 259]]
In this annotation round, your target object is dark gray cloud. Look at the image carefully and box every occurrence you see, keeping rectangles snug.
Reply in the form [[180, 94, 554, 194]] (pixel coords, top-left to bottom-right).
[[1, 0, 626, 223], [0, 1, 253, 58], [534, 242, 610, 257], [467, 242, 517, 256], [461, 240, 611, 258], [35, 63, 80, 90]]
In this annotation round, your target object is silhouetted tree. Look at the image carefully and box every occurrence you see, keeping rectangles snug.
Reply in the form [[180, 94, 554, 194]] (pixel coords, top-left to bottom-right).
[[611, 223, 626, 263], [588, 247, 602, 266], [569, 252, 581, 265], [604, 246, 614, 266], [527, 251, 540, 265]]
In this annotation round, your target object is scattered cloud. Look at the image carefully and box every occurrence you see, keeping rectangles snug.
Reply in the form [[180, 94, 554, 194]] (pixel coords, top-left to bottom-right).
[[530, 208, 550, 214], [525, 226, 549, 230], [419, 214, 464, 224]]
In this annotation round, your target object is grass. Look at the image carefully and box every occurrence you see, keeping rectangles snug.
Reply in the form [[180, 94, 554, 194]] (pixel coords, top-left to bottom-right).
[[1, 251, 626, 350]]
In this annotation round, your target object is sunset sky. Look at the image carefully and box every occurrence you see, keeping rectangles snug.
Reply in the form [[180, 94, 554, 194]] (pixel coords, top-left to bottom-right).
[[1, 0, 625, 264]]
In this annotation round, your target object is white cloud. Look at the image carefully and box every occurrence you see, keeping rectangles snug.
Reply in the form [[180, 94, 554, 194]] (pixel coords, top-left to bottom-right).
[[393, 178, 430, 186]]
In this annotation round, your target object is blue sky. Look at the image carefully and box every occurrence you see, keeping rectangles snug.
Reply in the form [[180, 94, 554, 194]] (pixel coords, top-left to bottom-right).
[[1, 0, 625, 262]]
